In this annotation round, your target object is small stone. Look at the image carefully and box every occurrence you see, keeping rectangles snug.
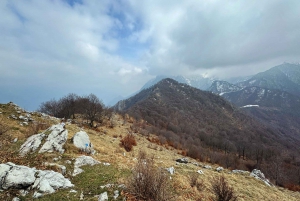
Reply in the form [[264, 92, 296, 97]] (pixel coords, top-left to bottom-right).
[[216, 167, 224, 172], [33, 191, 43, 198], [197, 170, 204, 174], [98, 192, 108, 201], [166, 167, 175, 175]]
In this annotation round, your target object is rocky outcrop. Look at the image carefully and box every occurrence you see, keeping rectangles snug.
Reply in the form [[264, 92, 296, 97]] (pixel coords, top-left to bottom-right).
[[39, 124, 68, 154], [250, 169, 274, 187], [73, 156, 100, 176], [19, 133, 45, 156], [0, 162, 73, 197]]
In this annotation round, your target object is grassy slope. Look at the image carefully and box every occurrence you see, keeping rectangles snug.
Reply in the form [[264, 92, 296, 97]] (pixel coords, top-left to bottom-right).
[[0, 103, 300, 201]]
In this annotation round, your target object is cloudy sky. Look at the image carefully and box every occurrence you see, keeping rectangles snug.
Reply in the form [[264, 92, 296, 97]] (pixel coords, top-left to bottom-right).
[[1, 0, 300, 110]]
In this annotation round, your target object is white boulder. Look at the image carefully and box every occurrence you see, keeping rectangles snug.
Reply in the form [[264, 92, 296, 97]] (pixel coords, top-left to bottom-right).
[[2, 165, 36, 189]]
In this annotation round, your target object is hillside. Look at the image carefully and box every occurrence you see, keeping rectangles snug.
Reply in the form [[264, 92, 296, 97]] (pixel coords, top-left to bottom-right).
[[115, 78, 300, 180], [1, 102, 300, 200]]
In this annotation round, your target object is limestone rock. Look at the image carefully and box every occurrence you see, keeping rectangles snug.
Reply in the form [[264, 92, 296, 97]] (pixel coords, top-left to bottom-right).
[[73, 156, 100, 176], [19, 133, 45, 156], [197, 170, 204, 174], [175, 158, 188, 164], [98, 191, 108, 201], [2, 164, 36, 189], [72, 131, 91, 149], [39, 124, 68, 154], [250, 169, 274, 187], [216, 167, 224, 172], [32, 170, 73, 194], [203, 165, 212, 169], [166, 167, 175, 175]]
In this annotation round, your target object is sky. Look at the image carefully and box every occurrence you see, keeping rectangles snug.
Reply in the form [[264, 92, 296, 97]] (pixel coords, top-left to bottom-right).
[[1, 0, 300, 110]]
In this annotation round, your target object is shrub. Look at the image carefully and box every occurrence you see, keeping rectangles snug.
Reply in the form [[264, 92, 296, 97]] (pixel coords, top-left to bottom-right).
[[189, 172, 205, 191], [211, 176, 238, 201], [127, 151, 173, 201], [120, 134, 137, 152]]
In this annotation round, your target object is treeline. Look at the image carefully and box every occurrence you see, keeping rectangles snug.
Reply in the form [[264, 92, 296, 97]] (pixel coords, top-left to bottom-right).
[[39, 93, 111, 126]]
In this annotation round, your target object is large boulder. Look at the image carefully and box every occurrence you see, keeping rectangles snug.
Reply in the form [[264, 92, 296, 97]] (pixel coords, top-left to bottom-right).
[[2, 164, 36, 189], [0, 163, 73, 197], [39, 124, 68, 154], [19, 133, 45, 156], [250, 169, 274, 187], [73, 156, 100, 176], [72, 131, 95, 154]]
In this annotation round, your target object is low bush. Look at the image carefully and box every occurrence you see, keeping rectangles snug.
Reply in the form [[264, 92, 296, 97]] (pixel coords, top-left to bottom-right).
[[211, 176, 238, 201], [127, 151, 173, 201], [120, 134, 137, 152]]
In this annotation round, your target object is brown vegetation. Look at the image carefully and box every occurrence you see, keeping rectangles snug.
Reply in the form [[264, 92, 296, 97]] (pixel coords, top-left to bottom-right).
[[211, 176, 238, 201], [126, 151, 173, 201], [120, 134, 137, 152]]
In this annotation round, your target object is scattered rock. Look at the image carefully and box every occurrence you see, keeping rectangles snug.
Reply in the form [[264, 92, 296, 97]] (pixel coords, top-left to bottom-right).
[[197, 170, 204, 174], [12, 197, 20, 201], [98, 191, 108, 201], [232, 169, 249, 174], [203, 165, 212, 169], [216, 167, 224, 172], [100, 184, 114, 189], [250, 169, 274, 187], [13, 138, 18, 143], [33, 192, 43, 198], [19, 133, 45, 156], [70, 189, 77, 193], [19, 189, 28, 196], [192, 162, 199, 166], [113, 190, 119, 199], [80, 191, 84, 200], [65, 160, 72, 165], [103, 163, 110, 166], [73, 156, 100, 176], [39, 124, 68, 154], [175, 158, 188, 164], [166, 167, 175, 175]]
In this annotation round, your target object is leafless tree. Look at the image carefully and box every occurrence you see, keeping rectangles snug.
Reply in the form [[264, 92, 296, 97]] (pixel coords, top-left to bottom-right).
[[81, 94, 104, 127]]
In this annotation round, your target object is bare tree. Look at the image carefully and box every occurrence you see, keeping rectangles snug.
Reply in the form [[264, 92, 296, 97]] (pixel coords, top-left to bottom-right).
[[81, 94, 104, 127], [38, 99, 61, 117]]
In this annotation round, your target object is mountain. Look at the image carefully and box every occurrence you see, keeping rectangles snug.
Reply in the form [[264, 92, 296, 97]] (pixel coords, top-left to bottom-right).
[[237, 63, 300, 96], [208, 80, 242, 95], [115, 79, 300, 159], [221, 86, 300, 143], [141, 75, 214, 91]]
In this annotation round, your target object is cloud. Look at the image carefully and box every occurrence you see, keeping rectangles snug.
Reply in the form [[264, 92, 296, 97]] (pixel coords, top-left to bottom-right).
[[125, 0, 300, 76], [1, 0, 300, 110]]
